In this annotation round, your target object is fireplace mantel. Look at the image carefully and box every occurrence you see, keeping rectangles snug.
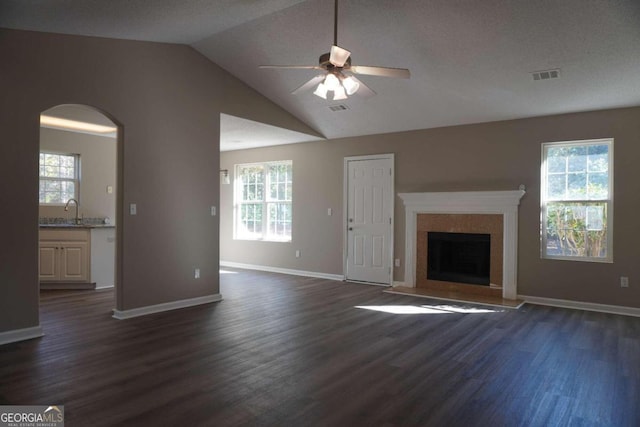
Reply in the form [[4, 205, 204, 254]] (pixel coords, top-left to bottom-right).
[[399, 190, 525, 300]]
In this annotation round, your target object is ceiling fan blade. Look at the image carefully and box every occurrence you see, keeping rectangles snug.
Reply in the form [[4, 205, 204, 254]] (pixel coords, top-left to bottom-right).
[[292, 74, 326, 95], [259, 65, 323, 70], [350, 76, 376, 98], [350, 65, 410, 79], [329, 45, 351, 67]]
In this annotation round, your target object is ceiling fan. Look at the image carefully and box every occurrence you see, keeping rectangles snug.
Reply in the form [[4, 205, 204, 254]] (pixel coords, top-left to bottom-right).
[[259, 0, 410, 100]]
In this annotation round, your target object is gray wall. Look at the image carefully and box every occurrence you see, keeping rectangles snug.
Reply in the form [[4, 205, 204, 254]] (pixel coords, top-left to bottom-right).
[[0, 28, 318, 334], [39, 127, 117, 223], [221, 106, 640, 308]]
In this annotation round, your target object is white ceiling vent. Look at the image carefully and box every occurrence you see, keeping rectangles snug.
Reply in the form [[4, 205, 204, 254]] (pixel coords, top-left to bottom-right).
[[328, 104, 349, 112], [532, 69, 561, 81]]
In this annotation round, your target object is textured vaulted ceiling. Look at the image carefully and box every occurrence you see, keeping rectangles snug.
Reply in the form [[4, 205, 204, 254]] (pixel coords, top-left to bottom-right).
[[3, 0, 640, 150]]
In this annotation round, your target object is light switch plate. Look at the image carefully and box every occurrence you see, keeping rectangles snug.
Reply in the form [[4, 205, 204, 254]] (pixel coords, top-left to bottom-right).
[[130, 203, 137, 215], [211, 206, 216, 216]]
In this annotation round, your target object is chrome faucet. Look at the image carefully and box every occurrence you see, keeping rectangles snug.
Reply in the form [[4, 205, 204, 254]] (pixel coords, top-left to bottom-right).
[[64, 198, 81, 225]]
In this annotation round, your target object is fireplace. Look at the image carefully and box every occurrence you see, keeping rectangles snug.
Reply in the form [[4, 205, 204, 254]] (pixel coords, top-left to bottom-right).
[[415, 213, 502, 295], [427, 232, 490, 286], [399, 190, 525, 300]]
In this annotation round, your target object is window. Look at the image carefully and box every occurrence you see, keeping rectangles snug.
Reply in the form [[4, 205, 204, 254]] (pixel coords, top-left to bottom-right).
[[39, 152, 79, 204], [234, 161, 292, 241], [541, 139, 613, 262]]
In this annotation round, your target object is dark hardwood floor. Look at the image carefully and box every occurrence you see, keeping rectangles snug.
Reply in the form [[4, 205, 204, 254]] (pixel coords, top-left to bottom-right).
[[1, 269, 639, 426]]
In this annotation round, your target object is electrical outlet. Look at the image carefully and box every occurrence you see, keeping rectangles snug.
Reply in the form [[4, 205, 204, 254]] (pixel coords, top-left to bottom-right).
[[295, 250, 301, 258], [394, 259, 401, 267], [107, 185, 113, 194], [195, 268, 200, 279], [621, 276, 629, 288]]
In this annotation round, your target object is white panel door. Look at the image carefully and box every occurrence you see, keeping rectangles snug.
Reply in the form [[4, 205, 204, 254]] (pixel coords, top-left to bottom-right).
[[346, 157, 393, 284]]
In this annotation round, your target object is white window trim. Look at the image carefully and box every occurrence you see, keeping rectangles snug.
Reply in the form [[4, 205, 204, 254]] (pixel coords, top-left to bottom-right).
[[540, 138, 614, 263], [233, 160, 292, 242], [39, 151, 80, 206]]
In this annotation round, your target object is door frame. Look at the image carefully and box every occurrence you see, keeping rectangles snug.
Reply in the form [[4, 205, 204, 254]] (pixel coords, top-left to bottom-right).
[[38, 104, 122, 312], [343, 153, 395, 285]]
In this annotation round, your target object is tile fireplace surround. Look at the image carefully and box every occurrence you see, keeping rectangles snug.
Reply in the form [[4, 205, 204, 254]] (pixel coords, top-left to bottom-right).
[[399, 190, 526, 300]]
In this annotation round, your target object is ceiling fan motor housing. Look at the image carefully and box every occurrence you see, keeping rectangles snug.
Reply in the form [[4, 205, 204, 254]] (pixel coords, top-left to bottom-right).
[[319, 52, 351, 70]]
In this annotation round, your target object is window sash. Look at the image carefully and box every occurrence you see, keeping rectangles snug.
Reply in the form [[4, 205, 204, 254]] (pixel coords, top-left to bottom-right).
[[541, 139, 613, 262]]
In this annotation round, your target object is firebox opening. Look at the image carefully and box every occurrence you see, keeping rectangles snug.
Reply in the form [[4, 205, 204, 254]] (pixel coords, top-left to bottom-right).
[[427, 232, 491, 286]]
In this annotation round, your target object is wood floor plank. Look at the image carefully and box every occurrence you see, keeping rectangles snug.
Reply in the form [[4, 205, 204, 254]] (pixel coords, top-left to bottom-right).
[[1, 269, 639, 426]]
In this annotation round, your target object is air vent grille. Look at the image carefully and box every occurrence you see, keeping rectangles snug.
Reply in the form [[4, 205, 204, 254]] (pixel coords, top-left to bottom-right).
[[328, 104, 349, 112], [532, 69, 561, 81]]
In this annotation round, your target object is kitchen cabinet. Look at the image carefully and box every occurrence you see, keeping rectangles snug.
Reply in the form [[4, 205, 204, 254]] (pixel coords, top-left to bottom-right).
[[39, 229, 91, 282]]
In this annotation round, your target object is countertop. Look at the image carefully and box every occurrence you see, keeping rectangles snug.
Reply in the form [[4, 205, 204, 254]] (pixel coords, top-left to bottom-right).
[[39, 217, 115, 229], [39, 223, 115, 229]]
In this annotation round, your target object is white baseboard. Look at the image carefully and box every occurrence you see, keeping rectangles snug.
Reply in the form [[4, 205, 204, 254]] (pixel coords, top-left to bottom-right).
[[112, 294, 223, 320], [95, 284, 115, 290], [0, 325, 44, 345], [220, 261, 343, 281], [520, 294, 640, 318], [392, 281, 406, 287]]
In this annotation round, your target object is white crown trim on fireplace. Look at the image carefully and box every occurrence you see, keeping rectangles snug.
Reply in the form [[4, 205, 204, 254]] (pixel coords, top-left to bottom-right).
[[399, 190, 526, 300]]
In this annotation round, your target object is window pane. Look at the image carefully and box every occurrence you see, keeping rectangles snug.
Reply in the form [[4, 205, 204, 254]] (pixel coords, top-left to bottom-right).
[[587, 151, 608, 173], [61, 181, 75, 201], [566, 173, 587, 199], [44, 165, 58, 177], [547, 156, 566, 174], [586, 205, 604, 231], [39, 181, 47, 203], [547, 174, 566, 200], [238, 203, 263, 238], [268, 202, 292, 239], [59, 166, 74, 178], [267, 163, 292, 202], [567, 148, 587, 172], [61, 155, 74, 168], [239, 166, 264, 201], [587, 172, 608, 199], [46, 180, 61, 193]]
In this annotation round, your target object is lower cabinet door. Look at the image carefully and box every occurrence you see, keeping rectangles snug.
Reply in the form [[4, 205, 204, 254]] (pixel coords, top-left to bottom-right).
[[59, 242, 89, 281], [39, 244, 58, 281]]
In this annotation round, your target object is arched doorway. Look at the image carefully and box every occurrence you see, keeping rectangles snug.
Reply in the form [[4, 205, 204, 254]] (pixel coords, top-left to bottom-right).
[[38, 104, 121, 312]]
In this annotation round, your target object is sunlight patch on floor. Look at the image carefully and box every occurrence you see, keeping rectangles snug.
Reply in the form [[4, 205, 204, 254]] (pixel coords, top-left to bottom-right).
[[355, 304, 501, 315], [430, 304, 500, 314]]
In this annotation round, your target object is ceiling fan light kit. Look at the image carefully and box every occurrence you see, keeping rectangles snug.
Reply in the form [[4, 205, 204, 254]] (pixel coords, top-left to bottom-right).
[[313, 82, 329, 99], [259, 0, 410, 101]]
